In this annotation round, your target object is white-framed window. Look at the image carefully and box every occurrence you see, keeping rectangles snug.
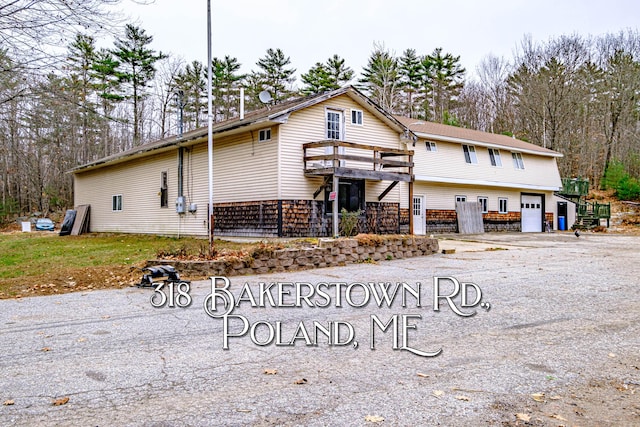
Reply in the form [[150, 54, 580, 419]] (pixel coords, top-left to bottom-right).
[[478, 196, 488, 213], [351, 109, 363, 125], [455, 195, 467, 203], [499, 197, 508, 214], [160, 171, 168, 208], [326, 109, 343, 140], [462, 145, 478, 164], [512, 152, 525, 169], [112, 194, 123, 212], [425, 141, 437, 152], [488, 148, 502, 167], [258, 128, 271, 142]]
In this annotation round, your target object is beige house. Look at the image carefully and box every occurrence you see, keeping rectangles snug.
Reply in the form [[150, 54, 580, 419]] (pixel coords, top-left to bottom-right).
[[395, 117, 568, 233], [72, 86, 567, 237]]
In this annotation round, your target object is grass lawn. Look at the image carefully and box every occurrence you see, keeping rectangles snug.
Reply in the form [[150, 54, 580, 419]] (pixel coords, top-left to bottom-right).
[[0, 232, 225, 298]]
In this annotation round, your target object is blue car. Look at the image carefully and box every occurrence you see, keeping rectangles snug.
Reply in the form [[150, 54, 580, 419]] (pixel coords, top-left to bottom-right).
[[35, 218, 55, 231]]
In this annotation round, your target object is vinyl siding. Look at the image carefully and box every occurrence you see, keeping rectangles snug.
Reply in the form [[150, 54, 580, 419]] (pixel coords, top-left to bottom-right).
[[413, 139, 562, 189], [74, 127, 279, 236], [279, 94, 404, 205], [412, 182, 552, 213], [74, 150, 211, 236]]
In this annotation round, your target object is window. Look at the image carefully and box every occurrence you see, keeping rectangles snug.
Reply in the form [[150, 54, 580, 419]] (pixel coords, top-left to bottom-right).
[[478, 196, 488, 213], [512, 152, 525, 169], [258, 128, 271, 142], [112, 194, 123, 212], [499, 198, 508, 214], [160, 171, 168, 208], [351, 109, 363, 125], [326, 179, 364, 212], [326, 110, 343, 140], [425, 141, 437, 152], [488, 148, 502, 167], [462, 145, 478, 164], [455, 195, 467, 203]]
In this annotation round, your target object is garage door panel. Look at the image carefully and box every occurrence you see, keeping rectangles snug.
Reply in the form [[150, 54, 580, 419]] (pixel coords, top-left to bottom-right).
[[522, 194, 542, 232]]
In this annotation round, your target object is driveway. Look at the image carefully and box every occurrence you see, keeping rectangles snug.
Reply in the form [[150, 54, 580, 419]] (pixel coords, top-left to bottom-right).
[[1, 233, 638, 426]]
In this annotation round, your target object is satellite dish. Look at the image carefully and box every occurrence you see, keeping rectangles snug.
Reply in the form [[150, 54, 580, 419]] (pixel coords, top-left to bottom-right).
[[259, 90, 273, 104]]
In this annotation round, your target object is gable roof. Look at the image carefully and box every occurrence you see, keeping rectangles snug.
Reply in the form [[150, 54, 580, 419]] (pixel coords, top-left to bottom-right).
[[72, 86, 412, 173], [394, 116, 562, 158]]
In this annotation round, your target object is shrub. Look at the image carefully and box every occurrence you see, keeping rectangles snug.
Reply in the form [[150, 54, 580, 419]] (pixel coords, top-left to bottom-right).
[[339, 208, 361, 237]]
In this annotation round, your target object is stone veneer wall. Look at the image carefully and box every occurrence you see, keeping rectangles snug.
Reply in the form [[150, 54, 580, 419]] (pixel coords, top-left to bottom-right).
[[147, 236, 439, 278]]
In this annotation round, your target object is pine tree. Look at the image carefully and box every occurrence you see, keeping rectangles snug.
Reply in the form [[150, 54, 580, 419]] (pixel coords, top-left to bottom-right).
[[359, 44, 400, 112], [90, 48, 124, 156], [301, 54, 354, 95], [256, 48, 296, 104], [175, 60, 206, 129], [398, 48, 423, 118], [113, 24, 166, 145], [421, 48, 465, 123]]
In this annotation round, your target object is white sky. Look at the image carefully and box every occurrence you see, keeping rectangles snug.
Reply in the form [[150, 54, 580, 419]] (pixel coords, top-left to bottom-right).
[[117, 0, 639, 84]]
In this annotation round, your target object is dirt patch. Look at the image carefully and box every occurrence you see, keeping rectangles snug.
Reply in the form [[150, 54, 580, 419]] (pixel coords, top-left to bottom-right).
[[0, 265, 141, 299]]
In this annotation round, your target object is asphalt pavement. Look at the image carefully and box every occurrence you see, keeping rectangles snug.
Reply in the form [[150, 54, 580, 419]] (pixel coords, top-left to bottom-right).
[[1, 232, 639, 426]]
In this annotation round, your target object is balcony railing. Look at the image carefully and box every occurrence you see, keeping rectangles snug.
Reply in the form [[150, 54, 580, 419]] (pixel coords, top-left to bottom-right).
[[560, 177, 590, 197], [303, 140, 414, 182]]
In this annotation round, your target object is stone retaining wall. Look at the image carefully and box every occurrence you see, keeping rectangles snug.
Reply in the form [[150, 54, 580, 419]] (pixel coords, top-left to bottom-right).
[[147, 236, 439, 278]]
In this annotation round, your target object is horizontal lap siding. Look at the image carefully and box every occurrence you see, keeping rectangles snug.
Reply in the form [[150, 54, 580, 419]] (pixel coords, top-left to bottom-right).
[[280, 95, 404, 203], [211, 127, 279, 202], [413, 139, 562, 189], [413, 183, 524, 212], [73, 150, 203, 235]]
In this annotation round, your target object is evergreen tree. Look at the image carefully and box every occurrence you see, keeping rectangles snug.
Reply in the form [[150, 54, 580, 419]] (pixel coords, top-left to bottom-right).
[[421, 47, 465, 122], [113, 24, 166, 144], [175, 60, 206, 129], [65, 33, 98, 163], [398, 48, 423, 118], [301, 54, 354, 95], [90, 48, 124, 155], [359, 44, 401, 112], [255, 48, 296, 104], [216, 56, 243, 120]]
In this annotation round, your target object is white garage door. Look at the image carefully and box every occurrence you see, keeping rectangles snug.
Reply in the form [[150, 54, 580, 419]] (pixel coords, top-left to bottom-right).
[[521, 194, 543, 232]]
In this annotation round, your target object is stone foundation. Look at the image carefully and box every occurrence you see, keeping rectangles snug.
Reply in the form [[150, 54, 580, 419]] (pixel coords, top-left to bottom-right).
[[147, 235, 439, 277]]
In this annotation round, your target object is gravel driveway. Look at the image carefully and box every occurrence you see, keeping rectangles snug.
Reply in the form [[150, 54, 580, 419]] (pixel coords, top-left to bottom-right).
[[1, 232, 638, 426]]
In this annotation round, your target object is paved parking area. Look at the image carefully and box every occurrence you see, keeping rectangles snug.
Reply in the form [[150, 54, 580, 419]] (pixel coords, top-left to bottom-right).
[[1, 233, 639, 426]]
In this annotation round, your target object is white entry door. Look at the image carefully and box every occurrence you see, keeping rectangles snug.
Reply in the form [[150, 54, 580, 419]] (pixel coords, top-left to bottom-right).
[[521, 194, 543, 232], [413, 195, 425, 235]]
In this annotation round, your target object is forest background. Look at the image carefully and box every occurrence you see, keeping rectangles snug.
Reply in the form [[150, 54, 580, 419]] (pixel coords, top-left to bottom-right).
[[1, 0, 639, 221]]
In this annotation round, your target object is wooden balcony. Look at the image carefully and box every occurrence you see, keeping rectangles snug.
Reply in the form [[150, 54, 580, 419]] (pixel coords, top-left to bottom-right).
[[303, 140, 414, 182]]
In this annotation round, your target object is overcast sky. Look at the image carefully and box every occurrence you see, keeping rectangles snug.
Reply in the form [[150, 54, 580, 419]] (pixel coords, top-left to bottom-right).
[[118, 0, 639, 84]]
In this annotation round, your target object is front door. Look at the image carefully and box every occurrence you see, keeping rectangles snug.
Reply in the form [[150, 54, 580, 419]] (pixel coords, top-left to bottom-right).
[[413, 195, 425, 235]]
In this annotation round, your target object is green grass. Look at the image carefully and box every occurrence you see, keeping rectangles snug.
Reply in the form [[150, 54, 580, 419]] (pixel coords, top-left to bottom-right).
[[0, 233, 200, 281]]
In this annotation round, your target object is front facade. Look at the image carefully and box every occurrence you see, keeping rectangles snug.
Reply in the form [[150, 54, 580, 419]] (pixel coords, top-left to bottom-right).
[[73, 86, 565, 237], [395, 117, 564, 233], [74, 87, 413, 237]]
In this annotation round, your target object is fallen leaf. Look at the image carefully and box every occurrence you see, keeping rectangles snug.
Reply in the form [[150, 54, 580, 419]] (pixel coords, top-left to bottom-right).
[[549, 395, 562, 400], [608, 353, 617, 358], [52, 397, 69, 406], [531, 392, 545, 402], [432, 390, 444, 398], [293, 378, 307, 385], [455, 395, 470, 401], [417, 372, 429, 378], [515, 413, 531, 422], [365, 415, 385, 423], [41, 347, 52, 352], [3, 400, 14, 406], [263, 369, 277, 375], [549, 413, 568, 421]]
